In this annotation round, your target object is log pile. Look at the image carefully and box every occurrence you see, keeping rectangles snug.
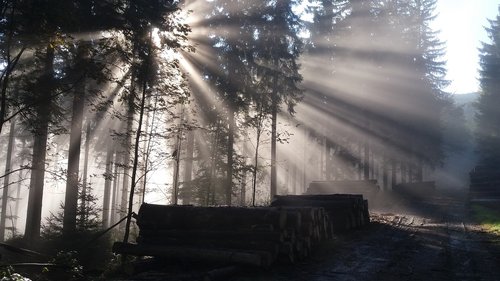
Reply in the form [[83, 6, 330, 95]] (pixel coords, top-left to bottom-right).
[[113, 196, 370, 267], [270, 194, 369, 232], [306, 180, 383, 209], [470, 166, 500, 200], [114, 204, 305, 267]]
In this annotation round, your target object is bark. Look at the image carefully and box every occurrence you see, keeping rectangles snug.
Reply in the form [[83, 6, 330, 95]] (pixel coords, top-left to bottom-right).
[[63, 49, 87, 236], [123, 78, 148, 243], [252, 114, 263, 207], [416, 158, 424, 182], [138, 96, 152, 204], [102, 143, 114, 228], [13, 139, 26, 235], [24, 44, 54, 241], [382, 154, 388, 190], [325, 138, 332, 180], [391, 158, 397, 189], [120, 86, 134, 227], [240, 169, 247, 206], [363, 141, 370, 180], [302, 129, 308, 192], [80, 121, 91, 225], [0, 1, 25, 134], [137, 204, 287, 231], [171, 107, 183, 205], [113, 242, 273, 267], [270, 70, 278, 201], [401, 162, 407, 183], [182, 130, 194, 205], [0, 119, 15, 241], [225, 106, 235, 206], [110, 149, 120, 225]]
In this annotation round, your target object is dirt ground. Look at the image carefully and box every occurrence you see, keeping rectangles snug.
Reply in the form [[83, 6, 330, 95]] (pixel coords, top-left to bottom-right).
[[120, 192, 500, 281], [233, 193, 500, 281]]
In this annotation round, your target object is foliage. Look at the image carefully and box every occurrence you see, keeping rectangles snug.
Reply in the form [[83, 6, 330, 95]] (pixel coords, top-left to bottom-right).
[[42, 182, 101, 238], [0, 267, 31, 281], [477, 7, 500, 168], [471, 204, 500, 234]]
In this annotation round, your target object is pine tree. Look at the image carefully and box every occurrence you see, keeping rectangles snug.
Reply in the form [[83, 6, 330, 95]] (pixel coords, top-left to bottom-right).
[[477, 6, 500, 168], [252, 0, 303, 200]]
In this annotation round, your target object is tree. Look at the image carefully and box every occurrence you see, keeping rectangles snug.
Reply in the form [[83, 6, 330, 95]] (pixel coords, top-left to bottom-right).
[[0, 118, 16, 241], [0, 1, 27, 134], [252, 0, 303, 200], [477, 6, 500, 168], [118, 0, 191, 242]]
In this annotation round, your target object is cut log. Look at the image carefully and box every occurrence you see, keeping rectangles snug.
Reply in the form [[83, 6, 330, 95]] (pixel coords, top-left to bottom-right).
[[138, 204, 287, 231], [138, 229, 284, 243], [135, 236, 281, 256], [112, 242, 274, 267]]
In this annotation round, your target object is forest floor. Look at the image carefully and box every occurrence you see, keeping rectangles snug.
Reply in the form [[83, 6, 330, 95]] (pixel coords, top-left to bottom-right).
[[118, 191, 500, 281]]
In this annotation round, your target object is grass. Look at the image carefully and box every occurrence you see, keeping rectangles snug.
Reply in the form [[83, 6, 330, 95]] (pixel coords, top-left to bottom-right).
[[470, 204, 500, 235]]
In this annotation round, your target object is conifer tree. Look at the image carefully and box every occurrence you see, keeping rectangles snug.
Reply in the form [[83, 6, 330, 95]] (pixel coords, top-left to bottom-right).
[[477, 6, 500, 168]]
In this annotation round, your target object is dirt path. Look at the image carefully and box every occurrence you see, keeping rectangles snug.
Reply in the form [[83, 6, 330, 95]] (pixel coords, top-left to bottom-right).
[[232, 197, 500, 281]]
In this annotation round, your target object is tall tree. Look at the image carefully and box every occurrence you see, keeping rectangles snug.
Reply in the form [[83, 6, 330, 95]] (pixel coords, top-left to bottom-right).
[[477, 6, 500, 169], [0, 118, 16, 241], [253, 0, 303, 200]]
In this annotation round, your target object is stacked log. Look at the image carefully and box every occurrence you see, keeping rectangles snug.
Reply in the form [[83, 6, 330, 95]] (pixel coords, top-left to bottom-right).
[[306, 180, 380, 209], [270, 194, 369, 232], [114, 204, 311, 267], [113, 197, 370, 267], [470, 166, 500, 200]]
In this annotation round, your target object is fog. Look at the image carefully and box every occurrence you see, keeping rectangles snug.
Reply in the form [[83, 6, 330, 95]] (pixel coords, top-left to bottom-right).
[[0, 0, 488, 241]]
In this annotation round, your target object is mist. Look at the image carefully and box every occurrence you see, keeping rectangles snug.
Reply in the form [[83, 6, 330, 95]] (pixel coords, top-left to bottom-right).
[[0, 0, 495, 252]]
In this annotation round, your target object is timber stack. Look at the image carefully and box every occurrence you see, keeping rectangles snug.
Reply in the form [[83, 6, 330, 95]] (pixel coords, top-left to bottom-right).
[[270, 194, 369, 232], [470, 166, 500, 200], [113, 194, 369, 267]]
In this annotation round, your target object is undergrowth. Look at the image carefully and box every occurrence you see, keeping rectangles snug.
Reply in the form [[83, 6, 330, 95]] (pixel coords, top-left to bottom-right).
[[471, 204, 500, 234]]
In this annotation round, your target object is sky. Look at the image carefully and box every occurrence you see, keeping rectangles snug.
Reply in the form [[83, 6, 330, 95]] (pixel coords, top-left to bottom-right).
[[434, 0, 500, 94]]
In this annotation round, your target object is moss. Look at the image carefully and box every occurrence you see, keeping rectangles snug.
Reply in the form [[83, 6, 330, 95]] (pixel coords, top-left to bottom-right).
[[471, 204, 500, 234]]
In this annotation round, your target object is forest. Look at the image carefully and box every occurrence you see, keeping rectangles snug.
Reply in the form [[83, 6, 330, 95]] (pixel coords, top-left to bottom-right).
[[0, 0, 499, 280]]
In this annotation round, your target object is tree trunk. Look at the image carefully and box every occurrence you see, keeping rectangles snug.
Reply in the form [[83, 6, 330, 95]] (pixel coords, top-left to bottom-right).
[[252, 111, 263, 207], [102, 142, 114, 228], [24, 44, 54, 241], [120, 84, 135, 227], [325, 138, 332, 180], [110, 149, 120, 226], [182, 130, 195, 205], [240, 169, 247, 206], [391, 158, 397, 189], [302, 129, 308, 193], [80, 120, 91, 226], [270, 66, 279, 201], [13, 139, 27, 236], [270, 101, 278, 201], [226, 107, 235, 206], [0, 119, 16, 241], [63, 71, 86, 236], [123, 78, 148, 243], [382, 154, 388, 190], [401, 161, 407, 183], [416, 158, 424, 182], [138, 96, 152, 205], [171, 105, 183, 206], [363, 141, 369, 180], [319, 137, 324, 180]]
